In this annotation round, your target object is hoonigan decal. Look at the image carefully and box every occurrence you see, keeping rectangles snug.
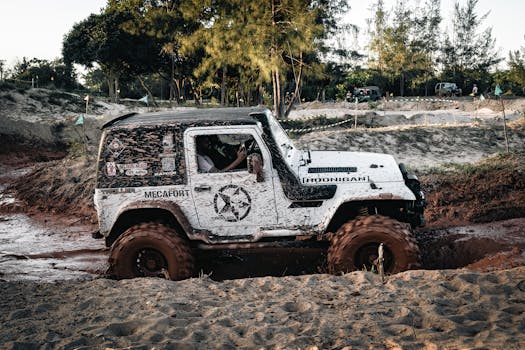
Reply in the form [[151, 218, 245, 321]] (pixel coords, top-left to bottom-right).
[[301, 176, 369, 184]]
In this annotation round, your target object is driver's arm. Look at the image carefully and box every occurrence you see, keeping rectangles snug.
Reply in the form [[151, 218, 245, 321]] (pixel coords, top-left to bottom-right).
[[220, 145, 247, 172]]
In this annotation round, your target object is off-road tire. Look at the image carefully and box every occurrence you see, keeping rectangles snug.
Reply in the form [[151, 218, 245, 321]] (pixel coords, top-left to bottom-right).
[[108, 223, 194, 280], [328, 215, 421, 274]]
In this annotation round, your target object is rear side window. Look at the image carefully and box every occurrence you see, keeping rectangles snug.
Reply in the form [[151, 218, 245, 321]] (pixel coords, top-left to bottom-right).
[[96, 126, 187, 188]]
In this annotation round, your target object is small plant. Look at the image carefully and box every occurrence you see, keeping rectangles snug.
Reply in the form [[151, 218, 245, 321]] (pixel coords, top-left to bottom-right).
[[368, 100, 380, 109], [67, 139, 87, 157], [362, 264, 377, 273], [0, 81, 17, 91]]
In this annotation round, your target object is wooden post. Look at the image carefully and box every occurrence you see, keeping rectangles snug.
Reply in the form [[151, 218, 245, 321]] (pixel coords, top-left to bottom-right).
[[354, 97, 358, 129], [494, 85, 509, 154], [83, 95, 90, 154], [500, 97, 510, 154]]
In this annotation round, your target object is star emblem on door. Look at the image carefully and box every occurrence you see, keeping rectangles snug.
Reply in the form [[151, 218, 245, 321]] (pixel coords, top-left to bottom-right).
[[213, 185, 252, 222]]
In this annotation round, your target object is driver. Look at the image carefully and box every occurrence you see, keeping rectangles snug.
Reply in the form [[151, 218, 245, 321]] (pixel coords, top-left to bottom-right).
[[196, 135, 247, 173]]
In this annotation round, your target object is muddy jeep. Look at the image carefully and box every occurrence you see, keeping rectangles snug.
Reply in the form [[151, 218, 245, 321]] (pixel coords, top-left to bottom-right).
[[94, 108, 426, 280]]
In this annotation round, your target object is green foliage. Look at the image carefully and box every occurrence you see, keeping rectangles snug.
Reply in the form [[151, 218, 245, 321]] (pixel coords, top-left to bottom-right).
[[337, 67, 387, 98], [364, 0, 506, 96], [507, 45, 525, 95], [177, 0, 348, 114], [490, 69, 524, 97], [62, 3, 170, 101], [10, 58, 77, 90], [439, 0, 501, 91], [367, 0, 441, 96], [367, 100, 380, 109], [47, 0, 520, 102], [0, 81, 17, 92]]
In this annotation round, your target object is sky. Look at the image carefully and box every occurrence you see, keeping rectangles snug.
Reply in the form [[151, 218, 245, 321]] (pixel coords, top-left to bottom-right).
[[0, 0, 107, 67], [0, 0, 524, 70]]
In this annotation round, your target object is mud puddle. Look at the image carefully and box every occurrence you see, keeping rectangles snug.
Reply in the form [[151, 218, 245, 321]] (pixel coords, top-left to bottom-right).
[[0, 213, 107, 282], [0, 210, 523, 282], [417, 218, 525, 270]]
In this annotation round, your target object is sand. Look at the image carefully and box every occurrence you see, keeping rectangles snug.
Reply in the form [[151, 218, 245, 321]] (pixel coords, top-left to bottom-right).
[[1, 267, 524, 349]]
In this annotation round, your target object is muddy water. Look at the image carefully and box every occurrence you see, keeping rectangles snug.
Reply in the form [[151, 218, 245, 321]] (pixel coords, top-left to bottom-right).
[[0, 213, 107, 282], [1, 209, 523, 282]]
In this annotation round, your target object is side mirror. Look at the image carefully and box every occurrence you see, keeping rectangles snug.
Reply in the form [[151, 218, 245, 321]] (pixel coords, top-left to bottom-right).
[[247, 153, 264, 182]]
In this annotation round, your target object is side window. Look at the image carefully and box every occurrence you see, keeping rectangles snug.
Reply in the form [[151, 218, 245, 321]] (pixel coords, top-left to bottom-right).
[[195, 134, 259, 173]]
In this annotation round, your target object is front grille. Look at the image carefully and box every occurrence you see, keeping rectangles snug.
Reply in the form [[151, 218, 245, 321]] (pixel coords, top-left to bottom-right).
[[308, 167, 357, 173]]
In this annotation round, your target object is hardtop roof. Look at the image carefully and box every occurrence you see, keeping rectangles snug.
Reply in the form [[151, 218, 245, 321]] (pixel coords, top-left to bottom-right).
[[102, 107, 269, 129]]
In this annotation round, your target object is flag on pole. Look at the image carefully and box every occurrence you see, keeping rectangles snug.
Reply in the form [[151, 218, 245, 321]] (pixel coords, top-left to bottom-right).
[[84, 95, 90, 114], [479, 94, 485, 101], [138, 95, 149, 104], [494, 84, 503, 96], [75, 115, 84, 125]]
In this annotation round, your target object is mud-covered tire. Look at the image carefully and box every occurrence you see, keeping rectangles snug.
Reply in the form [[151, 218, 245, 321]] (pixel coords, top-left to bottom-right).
[[108, 223, 194, 280], [328, 215, 421, 274]]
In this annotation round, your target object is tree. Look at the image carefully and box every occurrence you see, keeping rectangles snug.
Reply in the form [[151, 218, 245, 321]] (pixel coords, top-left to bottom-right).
[[11, 57, 77, 90], [180, 0, 347, 117], [63, 4, 166, 102], [508, 44, 525, 95], [368, 0, 415, 96], [367, 0, 441, 96], [0, 60, 5, 81], [410, 0, 441, 95], [439, 0, 501, 91], [106, 0, 201, 104], [63, 12, 124, 101]]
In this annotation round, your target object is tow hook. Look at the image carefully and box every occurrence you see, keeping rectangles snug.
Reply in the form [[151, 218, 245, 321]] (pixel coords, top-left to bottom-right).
[[91, 231, 103, 239]]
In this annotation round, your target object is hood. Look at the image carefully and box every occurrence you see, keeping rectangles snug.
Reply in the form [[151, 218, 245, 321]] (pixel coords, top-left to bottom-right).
[[297, 151, 404, 184]]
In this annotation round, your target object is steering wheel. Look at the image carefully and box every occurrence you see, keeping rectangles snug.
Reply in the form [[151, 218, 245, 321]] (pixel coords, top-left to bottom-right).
[[246, 139, 259, 154]]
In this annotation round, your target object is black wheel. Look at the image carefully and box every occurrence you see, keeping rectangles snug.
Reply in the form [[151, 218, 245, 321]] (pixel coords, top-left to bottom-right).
[[108, 223, 194, 280], [328, 215, 420, 274]]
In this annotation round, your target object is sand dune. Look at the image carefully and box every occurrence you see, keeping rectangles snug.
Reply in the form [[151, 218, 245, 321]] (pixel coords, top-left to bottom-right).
[[1, 267, 524, 349]]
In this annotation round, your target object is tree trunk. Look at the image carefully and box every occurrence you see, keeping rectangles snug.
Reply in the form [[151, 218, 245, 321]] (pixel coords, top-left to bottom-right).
[[272, 71, 277, 113], [115, 76, 120, 103], [284, 51, 303, 118], [272, 69, 283, 118], [181, 78, 186, 103], [137, 76, 158, 107], [173, 79, 182, 104], [170, 56, 175, 103], [221, 67, 227, 106], [258, 85, 264, 105], [399, 72, 405, 97], [188, 79, 201, 105], [107, 69, 115, 102]]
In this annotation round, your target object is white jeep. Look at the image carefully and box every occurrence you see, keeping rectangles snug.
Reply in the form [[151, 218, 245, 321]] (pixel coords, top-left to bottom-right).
[[94, 107, 425, 280]]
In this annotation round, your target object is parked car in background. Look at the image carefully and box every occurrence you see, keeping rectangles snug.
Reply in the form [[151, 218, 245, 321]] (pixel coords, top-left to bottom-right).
[[435, 82, 462, 97], [346, 86, 382, 103]]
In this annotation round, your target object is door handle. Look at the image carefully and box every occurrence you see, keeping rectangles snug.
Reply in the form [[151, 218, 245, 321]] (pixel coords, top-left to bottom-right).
[[194, 185, 211, 192]]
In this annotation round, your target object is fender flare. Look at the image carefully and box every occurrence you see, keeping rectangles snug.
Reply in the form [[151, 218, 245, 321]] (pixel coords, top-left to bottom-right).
[[107, 200, 196, 244]]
